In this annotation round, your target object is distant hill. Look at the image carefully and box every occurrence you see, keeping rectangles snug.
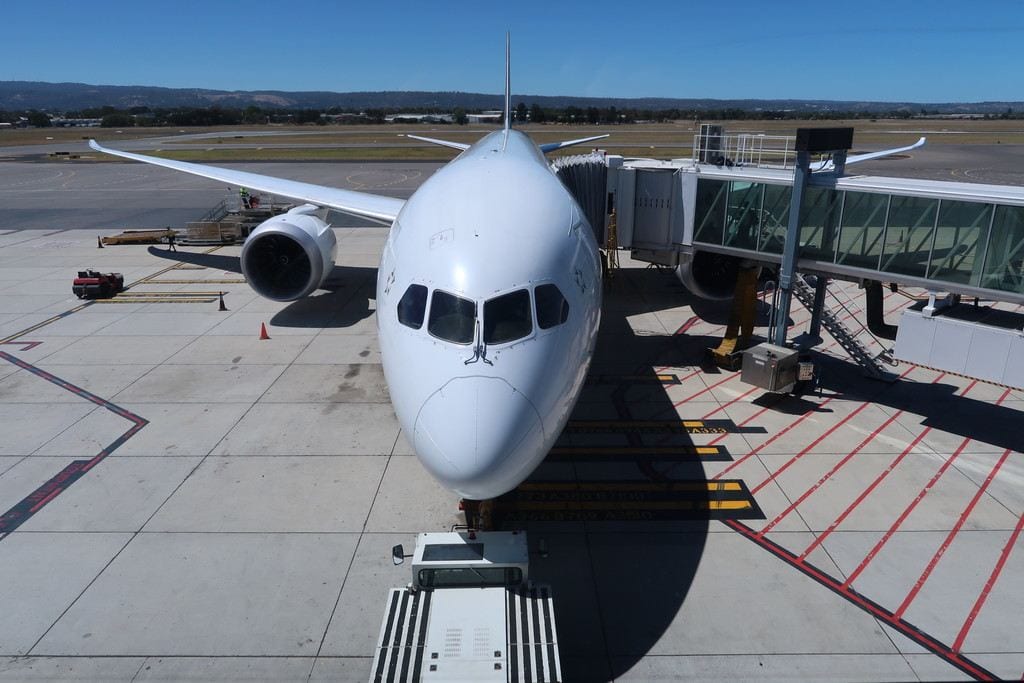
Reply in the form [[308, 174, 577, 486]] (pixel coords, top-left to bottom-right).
[[1, 80, 1021, 114]]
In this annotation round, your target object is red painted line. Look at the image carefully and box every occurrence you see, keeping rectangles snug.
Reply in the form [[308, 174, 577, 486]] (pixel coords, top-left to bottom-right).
[[708, 397, 782, 447], [673, 315, 701, 336], [0, 340, 43, 351], [800, 423, 930, 562], [668, 371, 739, 409], [712, 395, 837, 480], [759, 408, 905, 536], [751, 401, 872, 496], [701, 385, 759, 419], [954, 505, 1024, 653], [842, 427, 976, 590], [797, 370, 962, 560], [894, 448, 1013, 619], [28, 487, 62, 513], [725, 518, 998, 681]]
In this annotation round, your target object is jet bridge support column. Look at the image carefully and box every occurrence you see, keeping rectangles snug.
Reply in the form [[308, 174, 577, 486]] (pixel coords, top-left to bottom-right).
[[808, 276, 828, 341], [770, 127, 853, 347], [771, 151, 810, 346]]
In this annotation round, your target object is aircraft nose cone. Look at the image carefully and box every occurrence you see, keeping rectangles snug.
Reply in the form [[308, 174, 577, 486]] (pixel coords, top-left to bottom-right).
[[414, 377, 544, 499]]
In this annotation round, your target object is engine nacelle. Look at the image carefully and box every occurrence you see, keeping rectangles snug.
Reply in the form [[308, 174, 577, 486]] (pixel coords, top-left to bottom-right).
[[674, 250, 741, 301], [240, 206, 337, 302]]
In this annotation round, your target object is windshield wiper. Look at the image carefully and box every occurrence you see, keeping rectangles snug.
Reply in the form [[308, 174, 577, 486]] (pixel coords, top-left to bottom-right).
[[463, 318, 493, 366], [464, 319, 482, 364]]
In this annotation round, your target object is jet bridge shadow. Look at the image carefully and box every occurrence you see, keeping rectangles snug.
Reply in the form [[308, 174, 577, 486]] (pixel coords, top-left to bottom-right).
[[146, 247, 376, 330], [814, 350, 1024, 454], [497, 266, 768, 681]]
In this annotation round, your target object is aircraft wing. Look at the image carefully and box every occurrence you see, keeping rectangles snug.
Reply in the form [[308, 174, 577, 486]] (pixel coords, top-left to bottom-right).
[[813, 137, 927, 172], [404, 134, 470, 151], [88, 140, 404, 224], [539, 134, 610, 154]]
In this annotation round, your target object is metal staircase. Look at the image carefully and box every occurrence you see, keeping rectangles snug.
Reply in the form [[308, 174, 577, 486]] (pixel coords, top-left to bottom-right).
[[793, 275, 896, 381]]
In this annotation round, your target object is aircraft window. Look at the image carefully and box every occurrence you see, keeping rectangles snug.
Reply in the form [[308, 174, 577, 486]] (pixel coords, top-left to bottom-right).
[[397, 284, 428, 329], [484, 289, 532, 344], [535, 284, 569, 329], [428, 290, 476, 344]]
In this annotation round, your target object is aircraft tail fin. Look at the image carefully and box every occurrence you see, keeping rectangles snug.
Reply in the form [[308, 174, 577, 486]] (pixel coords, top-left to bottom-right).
[[504, 32, 511, 131]]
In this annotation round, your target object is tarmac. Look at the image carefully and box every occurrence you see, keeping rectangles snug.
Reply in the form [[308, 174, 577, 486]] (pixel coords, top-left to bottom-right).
[[0, 149, 1022, 682]]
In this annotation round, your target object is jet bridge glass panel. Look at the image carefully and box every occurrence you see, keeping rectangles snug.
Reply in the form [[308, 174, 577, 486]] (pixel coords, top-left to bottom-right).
[[927, 200, 992, 286], [836, 191, 888, 270], [484, 289, 532, 344], [981, 205, 1024, 294], [690, 172, 1024, 298], [880, 195, 939, 279], [799, 186, 842, 261], [757, 184, 793, 254], [428, 290, 476, 345], [724, 181, 763, 250], [693, 178, 727, 245]]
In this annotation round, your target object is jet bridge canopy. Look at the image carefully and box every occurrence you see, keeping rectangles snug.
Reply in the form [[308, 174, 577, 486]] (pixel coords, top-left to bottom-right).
[[609, 159, 1024, 303]]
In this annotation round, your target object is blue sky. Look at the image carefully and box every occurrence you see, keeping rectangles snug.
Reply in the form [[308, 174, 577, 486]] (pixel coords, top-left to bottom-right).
[[3, 1, 1023, 102]]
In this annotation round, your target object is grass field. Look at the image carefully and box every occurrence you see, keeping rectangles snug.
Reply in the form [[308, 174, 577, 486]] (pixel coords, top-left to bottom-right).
[[3, 119, 1023, 161]]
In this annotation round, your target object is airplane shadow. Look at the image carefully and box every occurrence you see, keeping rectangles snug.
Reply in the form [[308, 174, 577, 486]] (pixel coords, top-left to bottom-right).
[[813, 349, 1024, 453], [498, 267, 747, 681], [503, 265, 1024, 680], [146, 246, 376, 330]]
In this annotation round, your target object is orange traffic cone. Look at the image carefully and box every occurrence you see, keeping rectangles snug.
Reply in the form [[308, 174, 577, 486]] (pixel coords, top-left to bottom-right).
[[259, 322, 270, 340]]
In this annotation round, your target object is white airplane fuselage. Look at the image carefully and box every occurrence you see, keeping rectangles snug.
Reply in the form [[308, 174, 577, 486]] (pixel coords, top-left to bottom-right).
[[377, 129, 602, 499]]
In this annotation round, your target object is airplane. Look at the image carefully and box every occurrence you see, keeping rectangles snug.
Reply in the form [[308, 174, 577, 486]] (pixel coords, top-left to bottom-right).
[[89, 36, 611, 500]]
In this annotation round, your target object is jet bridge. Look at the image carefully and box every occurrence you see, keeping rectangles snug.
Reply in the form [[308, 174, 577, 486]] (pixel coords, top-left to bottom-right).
[[588, 129, 1024, 388]]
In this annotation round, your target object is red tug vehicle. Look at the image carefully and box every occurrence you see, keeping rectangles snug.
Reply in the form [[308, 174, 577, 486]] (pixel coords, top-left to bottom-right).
[[72, 270, 124, 299]]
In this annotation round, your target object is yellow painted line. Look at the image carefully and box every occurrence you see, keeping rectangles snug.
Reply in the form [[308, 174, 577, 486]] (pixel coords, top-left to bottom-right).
[[568, 420, 708, 428], [519, 481, 741, 492], [94, 298, 217, 304], [146, 279, 246, 284], [508, 500, 753, 511], [117, 291, 226, 296], [0, 303, 91, 343], [550, 446, 723, 455], [128, 245, 223, 287]]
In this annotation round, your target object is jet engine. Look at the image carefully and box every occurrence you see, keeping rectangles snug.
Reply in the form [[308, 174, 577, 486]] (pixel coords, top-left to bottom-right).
[[240, 206, 337, 301], [674, 250, 741, 300]]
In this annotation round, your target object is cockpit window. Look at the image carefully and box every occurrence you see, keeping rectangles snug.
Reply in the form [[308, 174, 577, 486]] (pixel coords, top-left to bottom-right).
[[397, 284, 428, 329], [535, 284, 569, 329], [484, 289, 532, 344], [428, 290, 476, 344]]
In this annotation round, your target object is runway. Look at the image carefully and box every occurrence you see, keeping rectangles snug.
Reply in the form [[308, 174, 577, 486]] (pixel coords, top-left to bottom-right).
[[0, 154, 1022, 681]]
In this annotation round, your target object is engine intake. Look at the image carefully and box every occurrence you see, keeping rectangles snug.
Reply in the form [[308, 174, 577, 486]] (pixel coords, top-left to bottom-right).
[[675, 250, 741, 300], [241, 207, 336, 302]]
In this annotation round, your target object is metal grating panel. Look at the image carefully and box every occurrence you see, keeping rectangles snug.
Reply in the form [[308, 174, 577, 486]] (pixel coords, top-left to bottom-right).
[[507, 585, 561, 683], [370, 588, 432, 683]]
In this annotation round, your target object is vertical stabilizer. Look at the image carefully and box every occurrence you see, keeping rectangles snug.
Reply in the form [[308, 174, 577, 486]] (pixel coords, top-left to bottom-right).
[[504, 32, 511, 131]]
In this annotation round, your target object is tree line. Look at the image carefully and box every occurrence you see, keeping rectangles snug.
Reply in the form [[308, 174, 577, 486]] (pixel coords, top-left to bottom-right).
[[3, 103, 1021, 128]]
